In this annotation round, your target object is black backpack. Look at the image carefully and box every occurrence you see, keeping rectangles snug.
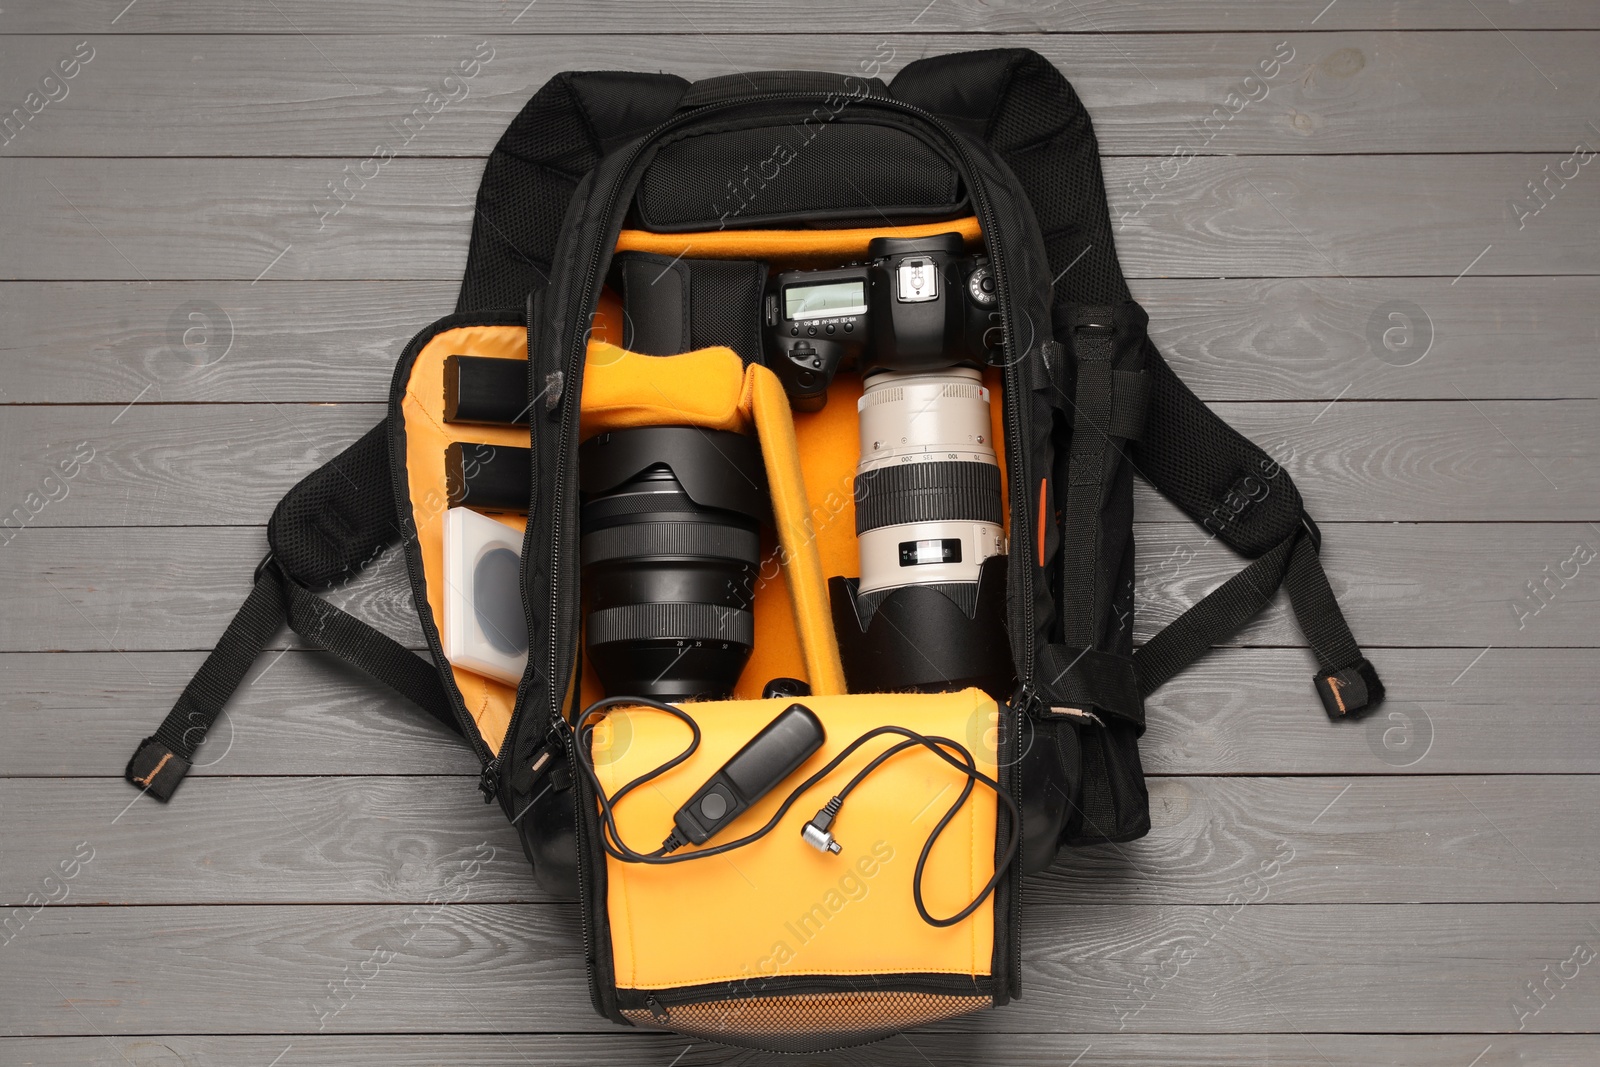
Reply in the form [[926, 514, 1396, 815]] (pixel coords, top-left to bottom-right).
[[127, 49, 1384, 1051]]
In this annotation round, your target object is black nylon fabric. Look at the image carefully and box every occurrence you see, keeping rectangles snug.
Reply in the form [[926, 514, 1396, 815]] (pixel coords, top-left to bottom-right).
[[268, 419, 397, 590], [457, 71, 688, 313]]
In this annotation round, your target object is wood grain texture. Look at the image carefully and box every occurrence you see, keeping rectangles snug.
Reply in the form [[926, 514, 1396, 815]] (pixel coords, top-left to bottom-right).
[[6, 902, 1599, 1034], [3, 154, 1596, 281], [3, 277, 1597, 404], [3, 774, 1593, 907], [0, 651, 479, 778], [4, 1033, 1597, 1067], [0, 282, 456, 404], [2, 33, 1596, 156], [8, 0, 1600, 33], [3, 523, 1593, 654], [2, 16, 1595, 1057], [5, 648, 1594, 778], [0, 526, 427, 653], [1, 400, 1590, 526]]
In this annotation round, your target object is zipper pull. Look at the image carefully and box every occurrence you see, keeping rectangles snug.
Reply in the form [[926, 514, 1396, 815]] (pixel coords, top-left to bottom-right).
[[478, 757, 501, 803], [646, 995, 669, 1021]]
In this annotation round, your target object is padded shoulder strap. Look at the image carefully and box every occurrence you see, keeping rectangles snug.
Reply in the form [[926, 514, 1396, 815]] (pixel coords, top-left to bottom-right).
[[900, 48, 1383, 719], [457, 71, 688, 314], [125, 419, 463, 802], [1130, 348, 1384, 717], [892, 48, 1128, 308]]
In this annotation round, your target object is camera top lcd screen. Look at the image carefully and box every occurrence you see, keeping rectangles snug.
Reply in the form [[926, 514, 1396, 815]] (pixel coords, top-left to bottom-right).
[[784, 279, 867, 321]]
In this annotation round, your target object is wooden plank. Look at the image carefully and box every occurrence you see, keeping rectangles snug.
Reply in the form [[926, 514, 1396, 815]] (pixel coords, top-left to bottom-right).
[[0, 282, 455, 404], [3, 33, 1597, 156], [5, 774, 1595, 907], [1134, 521, 1600, 650], [0, 526, 427, 653], [0, 777, 536, 907], [3, 154, 1597, 281], [1141, 648, 1600, 776], [4, 278, 1595, 404], [0, 651, 478, 778], [5, 648, 1594, 778], [4, 1033, 1596, 1067], [1026, 775, 1600, 905], [2, 399, 1590, 527], [3, 523, 1594, 653], [1141, 277, 1600, 402], [6, 902, 1598, 1033], [6, 0, 1599, 33]]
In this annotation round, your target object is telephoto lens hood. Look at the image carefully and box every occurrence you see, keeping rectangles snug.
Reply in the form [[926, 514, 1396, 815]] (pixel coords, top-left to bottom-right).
[[579, 426, 769, 701]]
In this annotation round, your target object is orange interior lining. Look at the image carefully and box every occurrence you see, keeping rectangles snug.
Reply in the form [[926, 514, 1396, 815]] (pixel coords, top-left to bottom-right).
[[399, 219, 1008, 759], [399, 325, 530, 754]]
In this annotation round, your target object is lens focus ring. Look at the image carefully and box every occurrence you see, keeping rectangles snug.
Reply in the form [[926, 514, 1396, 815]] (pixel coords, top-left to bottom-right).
[[587, 603, 755, 646], [854, 460, 1002, 534]]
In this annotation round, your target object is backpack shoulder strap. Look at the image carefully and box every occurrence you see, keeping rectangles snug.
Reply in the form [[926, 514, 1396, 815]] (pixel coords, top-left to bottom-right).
[[1129, 351, 1384, 716], [457, 70, 689, 314], [125, 419, 462, 802], [897, 48, 1383, 719]]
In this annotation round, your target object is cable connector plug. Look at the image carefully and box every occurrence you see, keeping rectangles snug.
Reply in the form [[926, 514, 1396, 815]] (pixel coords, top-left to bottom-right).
[[660, 828, 687, 855], [801, 796, 844, 854]]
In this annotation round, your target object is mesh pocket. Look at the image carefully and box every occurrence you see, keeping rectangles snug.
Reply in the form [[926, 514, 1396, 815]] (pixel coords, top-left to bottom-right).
[[621, 989, 993, 1053]]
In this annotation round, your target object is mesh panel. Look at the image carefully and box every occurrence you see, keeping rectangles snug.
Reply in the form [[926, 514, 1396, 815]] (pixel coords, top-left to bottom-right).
[[638, 124, 960, 230], [1133, 349, 1303, 556], [687, 259, 766, 366], [622, 990, 992, 1053], [991, 86, 1127, 307], [267, 419, 396, 590]]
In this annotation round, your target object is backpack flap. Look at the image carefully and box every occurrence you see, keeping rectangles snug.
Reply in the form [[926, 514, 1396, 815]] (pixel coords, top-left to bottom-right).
[[583, 690, 1009, 1052]]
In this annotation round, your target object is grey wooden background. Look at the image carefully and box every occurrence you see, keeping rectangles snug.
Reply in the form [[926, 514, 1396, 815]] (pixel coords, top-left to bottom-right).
[[2, 2, 1598, 1065]]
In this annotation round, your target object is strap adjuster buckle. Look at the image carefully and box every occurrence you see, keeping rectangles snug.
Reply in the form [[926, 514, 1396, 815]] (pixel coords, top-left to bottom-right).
[[1314, 657, 1385, 720]]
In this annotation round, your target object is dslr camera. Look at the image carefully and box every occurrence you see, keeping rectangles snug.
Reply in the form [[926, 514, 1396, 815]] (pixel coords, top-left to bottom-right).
[[763, 232, 1001, 411]]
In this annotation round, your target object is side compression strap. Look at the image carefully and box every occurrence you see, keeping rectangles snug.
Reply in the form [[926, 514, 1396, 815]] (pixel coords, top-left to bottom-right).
[[125, 557, 461, 801]]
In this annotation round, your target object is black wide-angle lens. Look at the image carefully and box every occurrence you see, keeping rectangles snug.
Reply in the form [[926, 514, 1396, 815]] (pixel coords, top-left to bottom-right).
[[579, 426, 768, 701]]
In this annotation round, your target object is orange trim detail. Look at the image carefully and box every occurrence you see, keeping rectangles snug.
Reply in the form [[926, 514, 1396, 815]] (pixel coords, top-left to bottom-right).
[[1036, 478, 1049, 569], [615, 216, 984, 261]]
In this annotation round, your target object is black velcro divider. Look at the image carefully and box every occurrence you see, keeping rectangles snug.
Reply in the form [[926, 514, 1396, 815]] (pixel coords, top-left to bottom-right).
[[268, 419, 398, 591], [613, 253, 768, 367]]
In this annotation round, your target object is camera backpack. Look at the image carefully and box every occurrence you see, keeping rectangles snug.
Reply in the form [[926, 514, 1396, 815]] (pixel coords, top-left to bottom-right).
[[126, 49, 1384, 1051]]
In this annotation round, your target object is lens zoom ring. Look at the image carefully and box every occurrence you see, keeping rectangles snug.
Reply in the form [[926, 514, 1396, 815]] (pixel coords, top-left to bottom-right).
[[581, 522, 759, 566], [586, 603, 755, 647], [855, 461, 1003, 533]]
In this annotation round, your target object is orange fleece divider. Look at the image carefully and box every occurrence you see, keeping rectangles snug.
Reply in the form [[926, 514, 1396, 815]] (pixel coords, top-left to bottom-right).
[[614, 216, 983, 262]]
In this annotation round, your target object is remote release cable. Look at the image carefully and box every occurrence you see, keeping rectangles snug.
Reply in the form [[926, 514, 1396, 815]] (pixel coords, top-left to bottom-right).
[[569, 695, 1019, 928]]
